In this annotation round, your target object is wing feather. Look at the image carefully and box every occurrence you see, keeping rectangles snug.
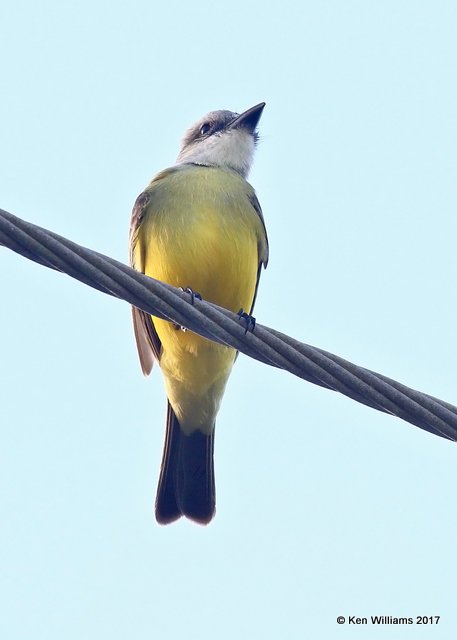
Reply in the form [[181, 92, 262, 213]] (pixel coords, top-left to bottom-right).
[[129, 190, 162, 375], [248, 192, 269, 314]]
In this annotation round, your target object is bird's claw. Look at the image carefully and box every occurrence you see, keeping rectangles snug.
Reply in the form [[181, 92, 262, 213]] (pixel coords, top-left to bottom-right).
[[175, 287, 202, 331], [179, 287, 202, 305], [237, 309, 256, 334]]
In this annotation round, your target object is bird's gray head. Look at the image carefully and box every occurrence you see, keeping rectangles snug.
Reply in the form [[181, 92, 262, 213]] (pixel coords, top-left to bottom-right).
[[176, 102, 265, 178]]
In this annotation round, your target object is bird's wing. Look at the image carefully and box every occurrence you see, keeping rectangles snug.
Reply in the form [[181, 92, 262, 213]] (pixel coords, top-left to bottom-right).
[[129, 190, 162, 376], [248, 192, 269, 314]]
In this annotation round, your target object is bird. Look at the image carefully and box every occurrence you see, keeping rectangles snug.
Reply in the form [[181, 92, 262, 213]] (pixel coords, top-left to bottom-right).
[[129, 102, 269, 524]]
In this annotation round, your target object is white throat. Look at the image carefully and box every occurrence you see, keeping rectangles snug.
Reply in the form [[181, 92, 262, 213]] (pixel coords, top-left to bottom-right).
[[176, 129, 256, 178]]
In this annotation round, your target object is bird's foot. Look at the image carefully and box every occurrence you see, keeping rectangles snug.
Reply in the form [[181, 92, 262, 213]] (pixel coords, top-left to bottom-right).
[[175, 287, 203, 331], [237, 309, 256, 334], [179, 287, 202, 305]]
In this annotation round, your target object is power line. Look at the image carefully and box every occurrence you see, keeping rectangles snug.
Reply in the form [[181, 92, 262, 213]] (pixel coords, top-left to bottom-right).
[[1, 206, 456, 442]]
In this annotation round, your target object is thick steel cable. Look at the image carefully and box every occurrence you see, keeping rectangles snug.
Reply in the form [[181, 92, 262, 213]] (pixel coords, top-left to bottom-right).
[[1, 206, 457, 442]]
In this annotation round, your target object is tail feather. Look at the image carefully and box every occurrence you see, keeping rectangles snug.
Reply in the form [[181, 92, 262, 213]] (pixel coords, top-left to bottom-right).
[[155, 402, 215, 525]]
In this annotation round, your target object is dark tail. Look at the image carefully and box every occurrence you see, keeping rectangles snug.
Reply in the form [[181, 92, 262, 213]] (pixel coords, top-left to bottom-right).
[[155, 402, 215, 525]]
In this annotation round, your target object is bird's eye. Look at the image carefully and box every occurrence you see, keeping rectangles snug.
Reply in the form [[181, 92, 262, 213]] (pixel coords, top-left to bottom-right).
[[199, 122, 211, 136]]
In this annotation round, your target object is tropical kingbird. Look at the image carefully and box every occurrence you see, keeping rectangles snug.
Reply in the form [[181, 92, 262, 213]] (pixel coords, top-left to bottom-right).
[[129, 102, 268, 524]]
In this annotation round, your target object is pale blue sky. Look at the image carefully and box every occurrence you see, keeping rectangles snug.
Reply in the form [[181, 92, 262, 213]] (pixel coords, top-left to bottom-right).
[[1, 1, 457, 638]]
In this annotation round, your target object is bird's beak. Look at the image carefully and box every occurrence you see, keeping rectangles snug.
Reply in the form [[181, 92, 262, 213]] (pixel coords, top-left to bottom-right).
[[227, 102, 265, 132]]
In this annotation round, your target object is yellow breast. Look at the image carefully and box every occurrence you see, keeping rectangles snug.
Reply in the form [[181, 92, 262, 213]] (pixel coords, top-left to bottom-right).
[[134, 164, 265, 431]]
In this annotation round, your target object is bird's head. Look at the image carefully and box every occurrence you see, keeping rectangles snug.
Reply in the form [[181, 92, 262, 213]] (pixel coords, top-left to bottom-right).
[[176, 102, 265, 178]]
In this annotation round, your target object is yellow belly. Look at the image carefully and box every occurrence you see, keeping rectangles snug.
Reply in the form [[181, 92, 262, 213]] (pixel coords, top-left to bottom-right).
[[137, 166, 263, 433]]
